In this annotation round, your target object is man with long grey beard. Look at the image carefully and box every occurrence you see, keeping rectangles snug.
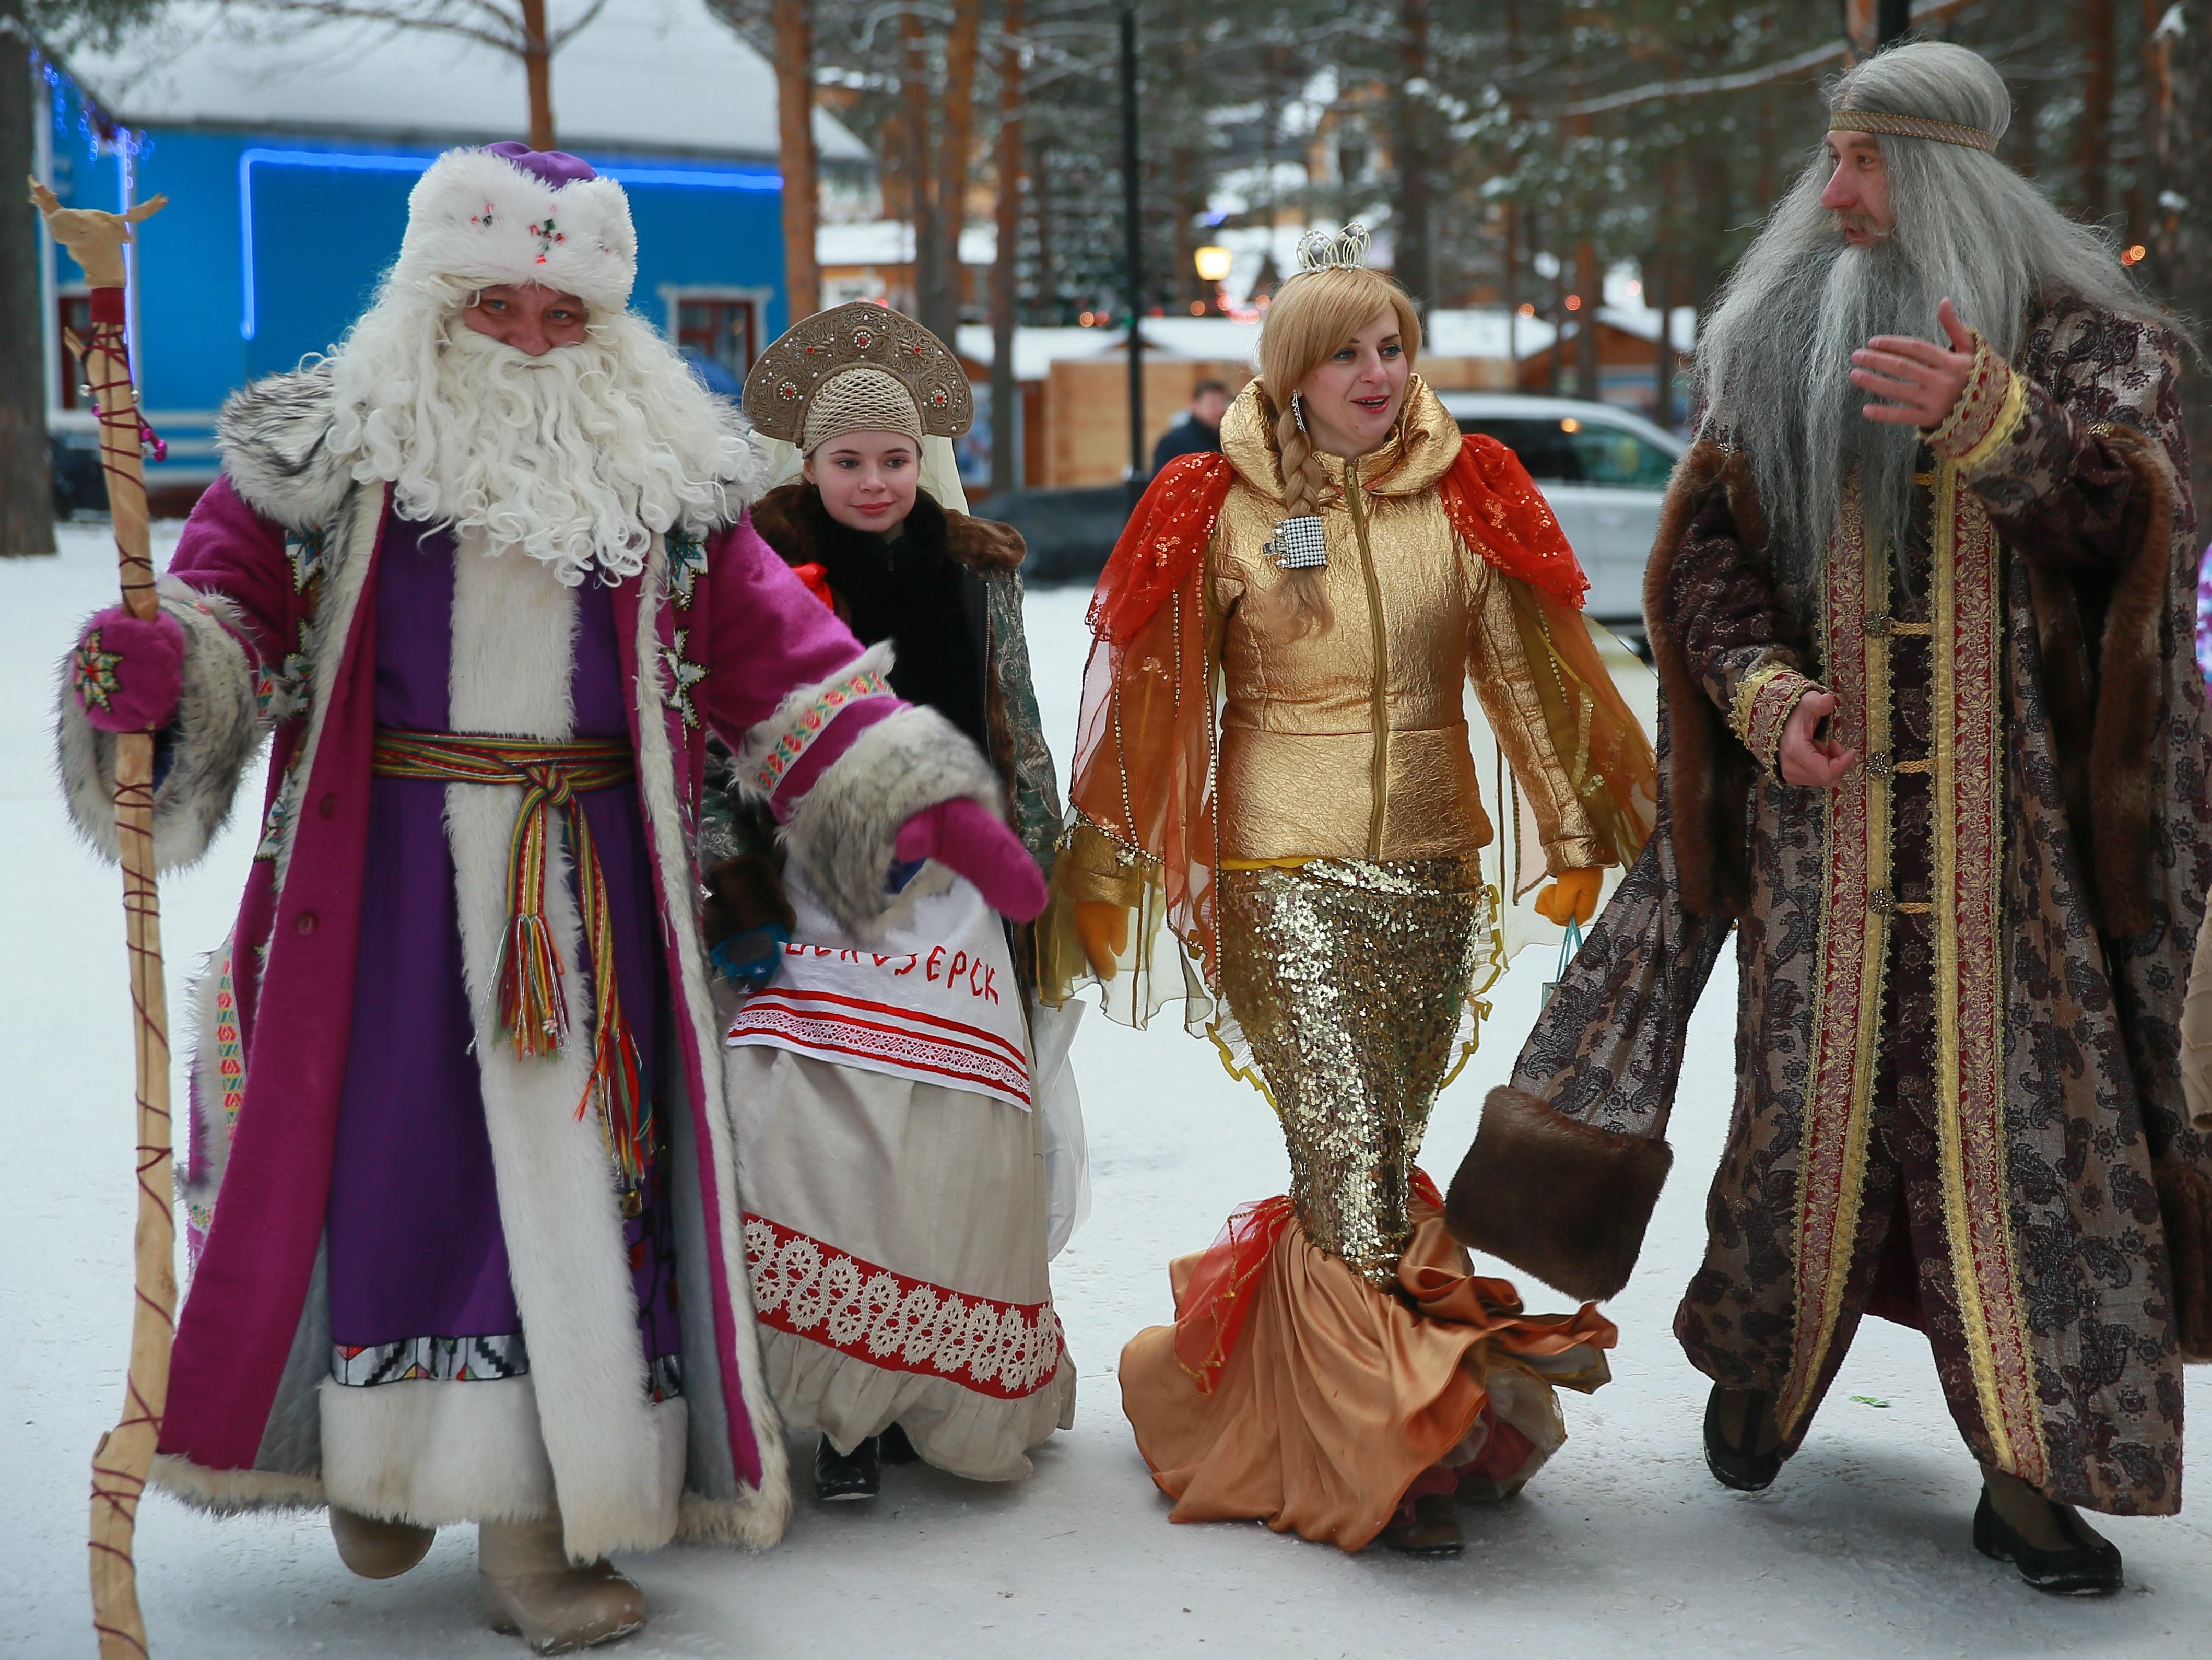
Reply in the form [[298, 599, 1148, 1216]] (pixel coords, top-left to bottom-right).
[[53, 144, 1045, 1651], [1444, 41, 2212, 1595]]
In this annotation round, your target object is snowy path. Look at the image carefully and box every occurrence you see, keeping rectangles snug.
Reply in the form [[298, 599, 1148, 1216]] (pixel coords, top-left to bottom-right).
[[6, 528, 2209, 1658]]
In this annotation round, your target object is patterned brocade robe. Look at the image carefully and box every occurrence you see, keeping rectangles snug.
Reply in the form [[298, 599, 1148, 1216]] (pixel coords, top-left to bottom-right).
[[1455, 296, 2212, 1516]]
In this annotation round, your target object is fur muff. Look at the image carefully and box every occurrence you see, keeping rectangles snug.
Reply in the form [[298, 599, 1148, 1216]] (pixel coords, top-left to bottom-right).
[[55, 577, 262, 873], [749, 480, 1028, 579], [1444, 1086, 1674, 1302], [1643, 441, 1755, 920], [2156, 1160, 2212, 1362], [775, 697, 1004, 941]]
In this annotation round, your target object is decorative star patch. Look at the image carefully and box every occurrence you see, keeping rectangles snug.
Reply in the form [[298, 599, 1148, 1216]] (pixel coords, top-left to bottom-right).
[[73, 627, 123, 714], [286, 527, 329, 595], [661, 629, 708, 730], [665, 530, 707, 610]]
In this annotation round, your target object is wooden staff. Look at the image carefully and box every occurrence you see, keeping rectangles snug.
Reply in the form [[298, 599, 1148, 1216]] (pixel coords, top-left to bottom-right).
[[32, 176, 173, 1660]]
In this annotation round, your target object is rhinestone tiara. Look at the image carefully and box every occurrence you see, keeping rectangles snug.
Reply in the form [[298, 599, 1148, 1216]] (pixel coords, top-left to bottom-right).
[[1291, 221, 1373, 277]]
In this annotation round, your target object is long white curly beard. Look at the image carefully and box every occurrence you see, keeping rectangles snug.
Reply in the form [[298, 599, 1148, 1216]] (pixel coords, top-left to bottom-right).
[[326, 288, 755, 586]]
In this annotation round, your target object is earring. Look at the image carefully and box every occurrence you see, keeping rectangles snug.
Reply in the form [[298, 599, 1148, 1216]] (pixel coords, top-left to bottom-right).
[[1291, 392, 1308, 436]]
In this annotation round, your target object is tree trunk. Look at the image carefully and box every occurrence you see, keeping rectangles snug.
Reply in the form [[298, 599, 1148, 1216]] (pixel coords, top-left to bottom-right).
[[1, 41, 54, 558], [2148, 1, 2212, 518], [771, 0, 820, 323], [1573, 239, 1599, 401], [2077, 0, 2115, 221], [1389, 0, 1432, 315], [519, 0, 556, 149], [989, 0, 1024, 497], [900, 10, 946, 343], [936, 0, 982, 330]]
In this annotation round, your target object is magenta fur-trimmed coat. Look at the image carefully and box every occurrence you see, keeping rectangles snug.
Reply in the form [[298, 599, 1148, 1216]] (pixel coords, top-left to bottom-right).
[[54, 366, 1003, 1559]]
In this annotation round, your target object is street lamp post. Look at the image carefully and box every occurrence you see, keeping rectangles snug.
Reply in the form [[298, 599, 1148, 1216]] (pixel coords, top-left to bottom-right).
[[1119, 5, 1144, 490]]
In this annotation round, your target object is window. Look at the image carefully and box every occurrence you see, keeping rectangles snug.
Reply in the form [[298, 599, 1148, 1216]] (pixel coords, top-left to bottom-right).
[[1455, 415, 1674, 489], [56, 291, 91, 409], [675, 296, 759, 394]]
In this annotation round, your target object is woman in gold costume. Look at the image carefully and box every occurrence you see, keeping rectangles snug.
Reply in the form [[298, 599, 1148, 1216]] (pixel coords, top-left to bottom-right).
[[1042, 232, 1655, 1555]]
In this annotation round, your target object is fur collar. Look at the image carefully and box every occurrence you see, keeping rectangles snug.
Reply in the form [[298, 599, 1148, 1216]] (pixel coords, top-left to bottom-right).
[[749, 481, 1026, 576], [216, 362, 762, 534]]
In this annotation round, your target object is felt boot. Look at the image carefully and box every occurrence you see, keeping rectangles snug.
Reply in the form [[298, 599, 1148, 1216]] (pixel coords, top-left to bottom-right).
[[479, 1515, 647, 1654], [329, 1506, 436, 1579]]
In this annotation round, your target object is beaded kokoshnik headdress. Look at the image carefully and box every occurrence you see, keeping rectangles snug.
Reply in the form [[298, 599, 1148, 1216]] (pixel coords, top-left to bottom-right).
[[742, 300, 973, 455]]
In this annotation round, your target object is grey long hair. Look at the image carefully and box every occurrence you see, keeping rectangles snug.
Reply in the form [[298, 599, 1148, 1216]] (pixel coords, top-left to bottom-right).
[[1692, 41, 2167, 588]]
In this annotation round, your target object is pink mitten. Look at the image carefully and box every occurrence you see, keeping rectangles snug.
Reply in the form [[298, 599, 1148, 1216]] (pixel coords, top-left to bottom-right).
[[894, 798, 1049, 921], [72, 606, 185, 732]]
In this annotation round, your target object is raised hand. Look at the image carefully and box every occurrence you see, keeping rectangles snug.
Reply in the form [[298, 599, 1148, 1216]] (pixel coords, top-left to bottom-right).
[[1850, 297, 1976, 430], [28, 177, 167, 288], [1778, 689, 1857, 789]]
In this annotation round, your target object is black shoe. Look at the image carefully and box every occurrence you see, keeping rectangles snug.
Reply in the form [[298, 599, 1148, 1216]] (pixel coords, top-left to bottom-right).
[[1703, 1386, 1783, 1492], [813, 1434, 881, 1501], [1376, 1491, 1464, 1558], [878, 1423, 919, 1466], [1973, 1489, 2124, 1595]]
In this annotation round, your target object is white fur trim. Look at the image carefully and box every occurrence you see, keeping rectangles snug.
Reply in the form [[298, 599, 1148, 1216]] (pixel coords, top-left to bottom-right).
[[632, 531, 794, 1548], [177, 935, 239, 1228], [779, 703, 1004, 941], [148, 1453, 324, 1514], [263, 484, 383, 892], [396, 148, 636, 317], [442, 534, 684, 1561], [54, 578, 262, 872], [216, 363, 355, 531], [316, 1375, 561, 1528]]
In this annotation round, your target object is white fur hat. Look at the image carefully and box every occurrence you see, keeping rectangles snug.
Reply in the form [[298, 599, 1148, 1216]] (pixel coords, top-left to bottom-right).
[[392, 144, 637, 315]]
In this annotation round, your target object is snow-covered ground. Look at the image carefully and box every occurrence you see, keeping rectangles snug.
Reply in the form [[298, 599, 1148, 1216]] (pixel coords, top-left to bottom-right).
[[7, 524, 2210, 1659]]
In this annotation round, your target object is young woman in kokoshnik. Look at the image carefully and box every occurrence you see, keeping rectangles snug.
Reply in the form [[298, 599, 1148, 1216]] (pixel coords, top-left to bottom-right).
[[701, 302, 1080, 1504], [1039, 230, 1657, 1556]]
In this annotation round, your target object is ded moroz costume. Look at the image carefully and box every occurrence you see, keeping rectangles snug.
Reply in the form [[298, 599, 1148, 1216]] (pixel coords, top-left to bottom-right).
[[699, 303, 1079, 1502], [1448, 43, 2212, 1595], [1043, 230, 1650, 1556], [54, 146, 1043, 1651]]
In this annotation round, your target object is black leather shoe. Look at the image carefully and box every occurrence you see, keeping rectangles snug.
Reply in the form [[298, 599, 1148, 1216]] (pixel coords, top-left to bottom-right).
[[1973, 1489, 2123, 1595], [878, 1423, 919, 1466], [1703, 1386, 1783, 1492], [1376, 1491, 1464, 1557], [813, 1434, 881, 1501]]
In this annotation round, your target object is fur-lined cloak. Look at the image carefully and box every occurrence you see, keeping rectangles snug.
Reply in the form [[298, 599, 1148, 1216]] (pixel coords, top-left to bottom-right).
[[54, 367, 998, 1560], [1448, 297, 2212, 1516]]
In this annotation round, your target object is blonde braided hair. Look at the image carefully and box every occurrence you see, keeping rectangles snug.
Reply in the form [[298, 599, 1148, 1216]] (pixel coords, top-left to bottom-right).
[[1254, 265, 1421, 638]]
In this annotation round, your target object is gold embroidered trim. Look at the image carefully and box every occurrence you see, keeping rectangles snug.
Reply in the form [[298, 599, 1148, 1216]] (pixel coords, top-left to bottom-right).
[[1953, 365, 2030, 474], [1778, 484, 1886, 1439], [1732, 663, 1819, 778], [1929, 467, 2048, 1484], [1729, 662, 1790, 747], [1925, 335, 1994, 455]]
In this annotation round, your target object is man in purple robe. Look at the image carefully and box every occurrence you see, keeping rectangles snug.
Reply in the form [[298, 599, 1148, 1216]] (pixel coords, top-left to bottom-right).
[[56, 143, 1044, 1652]]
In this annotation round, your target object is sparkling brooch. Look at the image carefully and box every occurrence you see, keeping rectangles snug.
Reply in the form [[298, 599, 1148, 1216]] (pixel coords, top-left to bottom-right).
[[1264, 515, 1327, 571]]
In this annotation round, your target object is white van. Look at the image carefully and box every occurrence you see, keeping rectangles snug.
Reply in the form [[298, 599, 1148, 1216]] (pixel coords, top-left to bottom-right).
[[1435, 392, 1686, 646]]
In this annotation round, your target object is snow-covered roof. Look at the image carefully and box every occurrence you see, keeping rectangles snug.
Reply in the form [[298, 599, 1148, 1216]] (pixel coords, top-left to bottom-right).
[[59, 0, 869, 165], [1426, 308, 1558, 359]]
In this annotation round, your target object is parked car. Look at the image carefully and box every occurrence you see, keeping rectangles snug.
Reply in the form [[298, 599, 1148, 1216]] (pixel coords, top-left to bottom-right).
[[1435, 392, 1686, 648], [970, 482, 1139, 586]]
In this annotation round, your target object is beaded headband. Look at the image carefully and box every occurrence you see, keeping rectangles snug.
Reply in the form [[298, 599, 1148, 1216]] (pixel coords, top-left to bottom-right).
[[743, 301, 972, 449], [1828, 109, 1999, 154]]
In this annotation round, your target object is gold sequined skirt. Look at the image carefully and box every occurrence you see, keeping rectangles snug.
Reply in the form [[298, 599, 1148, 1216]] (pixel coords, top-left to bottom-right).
[[1215, 857, 1493, 1282]]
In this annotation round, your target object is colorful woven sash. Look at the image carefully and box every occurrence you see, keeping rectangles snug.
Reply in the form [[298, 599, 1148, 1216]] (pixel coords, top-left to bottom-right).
[[371, 729, 651, 1211]]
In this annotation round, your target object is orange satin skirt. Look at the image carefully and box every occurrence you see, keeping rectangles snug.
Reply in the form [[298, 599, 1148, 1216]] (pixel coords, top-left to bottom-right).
[[1119, 1193, 1616, 1552]]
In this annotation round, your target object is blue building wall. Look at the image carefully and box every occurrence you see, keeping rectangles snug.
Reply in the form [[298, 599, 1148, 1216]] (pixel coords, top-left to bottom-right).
[[43, 77, 785, 488]]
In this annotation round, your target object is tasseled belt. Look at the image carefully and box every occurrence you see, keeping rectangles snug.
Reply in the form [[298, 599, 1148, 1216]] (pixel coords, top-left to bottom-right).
[[371, 728, 652, 1212]]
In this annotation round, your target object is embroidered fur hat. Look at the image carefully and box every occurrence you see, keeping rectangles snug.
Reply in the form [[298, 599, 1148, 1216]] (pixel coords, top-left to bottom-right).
[[743, 301, 972, 454], [392, 143, 637, 315]]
